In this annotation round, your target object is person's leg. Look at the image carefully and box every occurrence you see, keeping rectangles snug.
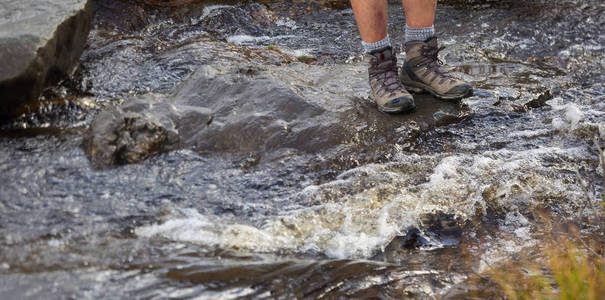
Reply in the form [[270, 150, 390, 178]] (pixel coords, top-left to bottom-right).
[[399, 0, 473, 99], [350, 0, 415, 113], [402, 0, 437, 43], [350, 0, 388, 44], [402, 0, 437, 28]]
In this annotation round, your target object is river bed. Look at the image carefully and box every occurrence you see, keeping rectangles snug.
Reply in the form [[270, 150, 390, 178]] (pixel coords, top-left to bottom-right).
[[0, 0, 603, 298]]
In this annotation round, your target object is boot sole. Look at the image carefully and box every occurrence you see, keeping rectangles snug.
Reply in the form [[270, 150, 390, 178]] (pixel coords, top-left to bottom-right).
[[377, 102, 416, 114], [373, 97, 416, 114], [402, 80, 473, 101]]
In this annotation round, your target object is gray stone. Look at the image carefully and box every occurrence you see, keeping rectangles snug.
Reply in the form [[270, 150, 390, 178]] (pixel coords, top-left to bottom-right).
[[84, 62, 470, 167], [83, 108, 179, 168], [0, 0, 94, 119]]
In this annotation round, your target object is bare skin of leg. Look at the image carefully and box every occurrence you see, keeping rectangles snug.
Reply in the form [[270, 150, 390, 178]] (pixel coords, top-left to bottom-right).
[[350, 0, 388, 43], [350, 0, 437, 43], [402, 0, 437, 28]]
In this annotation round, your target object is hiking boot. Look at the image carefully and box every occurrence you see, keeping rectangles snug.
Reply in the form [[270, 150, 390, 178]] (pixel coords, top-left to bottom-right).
[[400, 37, 473, 100], [368, 47, 415, 113]]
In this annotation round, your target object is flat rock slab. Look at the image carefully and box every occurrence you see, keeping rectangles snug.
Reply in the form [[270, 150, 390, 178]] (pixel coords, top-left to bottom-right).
[[85, 61, 471, 167], [0, 0, 93, 119]]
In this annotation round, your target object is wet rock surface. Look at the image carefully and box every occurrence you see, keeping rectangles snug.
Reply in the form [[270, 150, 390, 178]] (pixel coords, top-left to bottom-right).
[[86, 53, 469, 166], [0, 0, 94, 119], [0, 0, 604, 299], [83, 110, 179, 167]]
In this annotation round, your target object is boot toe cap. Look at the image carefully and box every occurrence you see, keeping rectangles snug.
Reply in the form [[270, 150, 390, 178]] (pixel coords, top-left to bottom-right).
[[447, 84, 473, 97], [380, 96, 416, 113]]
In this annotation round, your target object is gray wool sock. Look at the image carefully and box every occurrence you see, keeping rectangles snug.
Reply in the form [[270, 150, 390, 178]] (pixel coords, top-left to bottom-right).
[[404, 25, 435, 43], [362, 34, 392, 53]]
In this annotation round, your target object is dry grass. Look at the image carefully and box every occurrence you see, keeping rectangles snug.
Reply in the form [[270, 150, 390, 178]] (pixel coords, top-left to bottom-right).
[[491, 238, 605, 300]]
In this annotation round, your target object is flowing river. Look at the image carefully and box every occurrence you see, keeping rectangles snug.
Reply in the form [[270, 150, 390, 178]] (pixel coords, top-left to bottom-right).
[[0, 0, 603, 298]]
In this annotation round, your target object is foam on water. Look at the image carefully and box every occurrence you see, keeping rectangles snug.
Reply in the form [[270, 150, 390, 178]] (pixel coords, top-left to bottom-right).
[[201, 5, 233, 19], [564, 103, 585, 129], [280, 48, 314, 58], [547, 97, 602, 135], [275, 18, 298, 30], [137, 145, 589, 258], [226, 34, 298, 46], [226, 35, 271, 45]]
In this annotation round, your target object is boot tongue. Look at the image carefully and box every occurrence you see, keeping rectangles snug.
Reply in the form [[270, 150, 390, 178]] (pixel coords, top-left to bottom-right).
[[422, 37, 447, 72], [370, 46, 393, 61], [424, 36, 438, 47]]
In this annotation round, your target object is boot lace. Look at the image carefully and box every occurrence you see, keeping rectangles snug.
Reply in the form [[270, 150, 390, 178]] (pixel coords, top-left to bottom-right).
[[369, 59, 402, 96], [417, 45, 452, 78]]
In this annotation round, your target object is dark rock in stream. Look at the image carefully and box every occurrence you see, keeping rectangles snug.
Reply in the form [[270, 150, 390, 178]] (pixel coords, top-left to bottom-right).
[[83, 110, 179, 167], [0, 0, 94, 119], [199, 3, 274, 38], [85, 62, 470, 167]]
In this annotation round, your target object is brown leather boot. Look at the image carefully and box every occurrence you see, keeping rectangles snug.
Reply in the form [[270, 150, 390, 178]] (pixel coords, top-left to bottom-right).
[[368, 47, 415, 113], [400, 37, 473, 100]]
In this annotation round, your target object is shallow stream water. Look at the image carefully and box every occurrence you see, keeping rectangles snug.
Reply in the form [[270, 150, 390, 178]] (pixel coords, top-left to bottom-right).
[[1, 0, 603, 298]]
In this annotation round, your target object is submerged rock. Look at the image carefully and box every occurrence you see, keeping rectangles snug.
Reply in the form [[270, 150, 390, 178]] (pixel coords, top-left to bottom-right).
[[0, 0, 94, 119], [83, 109, 179, 167]]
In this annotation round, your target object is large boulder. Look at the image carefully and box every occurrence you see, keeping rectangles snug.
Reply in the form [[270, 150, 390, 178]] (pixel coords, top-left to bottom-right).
[[83, 67, 349, 168], [0, 0, 94, 119]]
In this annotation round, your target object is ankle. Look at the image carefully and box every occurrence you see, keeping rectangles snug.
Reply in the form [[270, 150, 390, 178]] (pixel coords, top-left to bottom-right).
[[404, 25, 435, 44], [362, 34, 392, 54]]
